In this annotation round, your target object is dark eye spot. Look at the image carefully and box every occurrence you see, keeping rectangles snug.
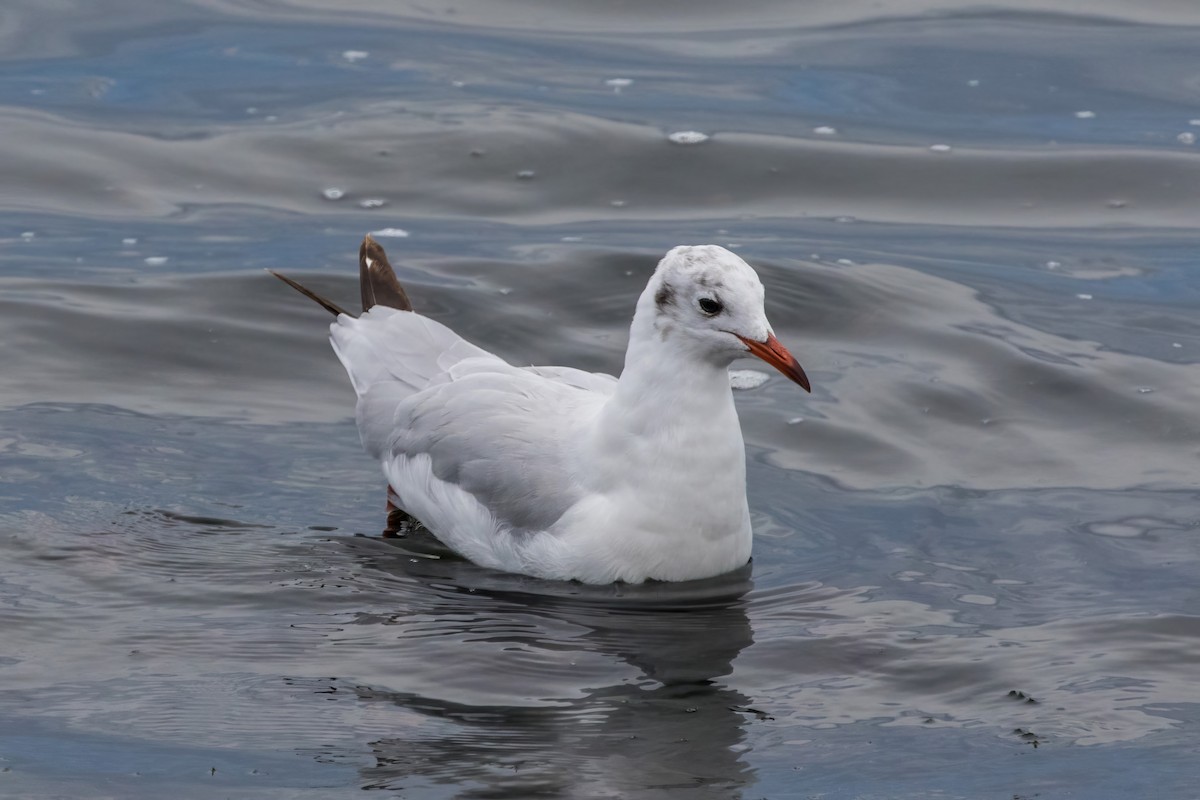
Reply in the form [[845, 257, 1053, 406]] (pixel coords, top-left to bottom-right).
[[698, 297, 723, 315], [655, 283, 675, 309]]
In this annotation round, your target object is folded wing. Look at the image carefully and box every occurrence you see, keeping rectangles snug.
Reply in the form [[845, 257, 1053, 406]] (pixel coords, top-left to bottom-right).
[[331, 307, 615, 533]]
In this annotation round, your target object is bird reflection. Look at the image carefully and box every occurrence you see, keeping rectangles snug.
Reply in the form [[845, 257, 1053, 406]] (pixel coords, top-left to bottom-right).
[[339, 533, 760, 798]]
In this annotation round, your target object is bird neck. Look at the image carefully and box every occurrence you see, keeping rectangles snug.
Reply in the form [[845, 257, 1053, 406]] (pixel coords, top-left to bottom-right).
[[605, 308, 740, 437], [587, 309, 750, 540]]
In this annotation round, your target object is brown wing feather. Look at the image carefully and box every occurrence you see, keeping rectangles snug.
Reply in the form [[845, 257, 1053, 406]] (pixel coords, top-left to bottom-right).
[[267, 270, 350, 317], [269, 234, 414, 317], [359, 234, 413, 312]]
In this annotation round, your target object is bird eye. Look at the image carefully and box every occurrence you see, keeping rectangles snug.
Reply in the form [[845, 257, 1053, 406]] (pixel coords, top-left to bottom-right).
[[697, 297, 723, 315]]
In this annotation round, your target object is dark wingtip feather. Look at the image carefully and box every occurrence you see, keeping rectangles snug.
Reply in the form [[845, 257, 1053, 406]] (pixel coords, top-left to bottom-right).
[[359, 234, 414, 312], [267, 269, 351, 317]]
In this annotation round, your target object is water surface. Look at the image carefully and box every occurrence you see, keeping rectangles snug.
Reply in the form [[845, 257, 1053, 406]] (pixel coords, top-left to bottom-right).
[[1, 1, 1199, 798]]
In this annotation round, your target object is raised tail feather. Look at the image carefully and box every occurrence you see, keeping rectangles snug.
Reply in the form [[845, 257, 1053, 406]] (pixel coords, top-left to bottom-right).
[[269, 234, 413, 316], [267, 270, 350, 316], [359, 234, 412, 312]]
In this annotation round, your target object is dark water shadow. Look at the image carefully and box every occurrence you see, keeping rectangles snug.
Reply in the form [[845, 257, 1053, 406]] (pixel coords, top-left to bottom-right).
[[331, 534, 765, 797]]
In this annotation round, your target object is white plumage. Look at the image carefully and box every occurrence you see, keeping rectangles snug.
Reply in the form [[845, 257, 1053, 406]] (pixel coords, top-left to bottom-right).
[[276, 240, 809, 584]]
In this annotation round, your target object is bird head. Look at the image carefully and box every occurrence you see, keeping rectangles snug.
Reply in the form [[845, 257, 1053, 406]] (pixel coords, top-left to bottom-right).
[[645, 245, 810, 391]]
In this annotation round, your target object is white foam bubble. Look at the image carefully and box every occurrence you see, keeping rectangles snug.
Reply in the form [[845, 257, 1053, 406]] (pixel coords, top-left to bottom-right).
[[358, 198, 387, 208], [371, 228, 409, 238], [813, 126, 837, 136], [929, 143, 952, 153], [322, 188, 345, 200], [667, 130, 709, 145], [729, 369, 770, 390], [144, 256, 168, 266], [342, 50, 369, 62], [1074, 110, 1096, 119], [1177, 132, 1196, 145]]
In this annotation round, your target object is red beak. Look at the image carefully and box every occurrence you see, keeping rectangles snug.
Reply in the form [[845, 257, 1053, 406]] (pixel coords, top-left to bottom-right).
[[737, 332, 811, 392]]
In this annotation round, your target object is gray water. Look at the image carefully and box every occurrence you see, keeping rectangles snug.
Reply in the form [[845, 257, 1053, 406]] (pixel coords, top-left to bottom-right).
[[2, 2, 1199, 798]]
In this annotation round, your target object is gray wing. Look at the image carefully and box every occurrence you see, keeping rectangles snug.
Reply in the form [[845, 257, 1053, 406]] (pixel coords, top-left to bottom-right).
[[523, 365, 618, 395], [331, 306, 496, 398], [333, 307, 508, 458], [333, 305, 616, 532], [385, 368, 605, 533]]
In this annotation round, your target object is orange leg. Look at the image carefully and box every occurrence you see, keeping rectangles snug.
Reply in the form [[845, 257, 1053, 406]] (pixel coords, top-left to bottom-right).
[[383, 486, 416, 537]]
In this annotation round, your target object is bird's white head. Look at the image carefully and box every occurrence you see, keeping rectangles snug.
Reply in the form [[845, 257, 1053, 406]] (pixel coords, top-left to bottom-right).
[[638, 245, 810, 391]]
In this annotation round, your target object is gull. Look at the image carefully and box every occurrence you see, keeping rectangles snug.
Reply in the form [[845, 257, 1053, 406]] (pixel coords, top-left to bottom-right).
[[271, 237, 810, 584]]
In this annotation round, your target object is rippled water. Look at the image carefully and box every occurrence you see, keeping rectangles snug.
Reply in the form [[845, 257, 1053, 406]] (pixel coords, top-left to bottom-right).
[[2, 2, 1199, 798]]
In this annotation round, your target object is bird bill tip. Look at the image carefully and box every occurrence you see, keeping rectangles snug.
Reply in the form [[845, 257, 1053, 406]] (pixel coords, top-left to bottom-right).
[[739, 333, 811, 392]]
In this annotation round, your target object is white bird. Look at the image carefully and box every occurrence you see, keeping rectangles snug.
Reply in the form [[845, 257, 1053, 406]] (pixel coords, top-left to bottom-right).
[[272, 237, 810, 584]]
